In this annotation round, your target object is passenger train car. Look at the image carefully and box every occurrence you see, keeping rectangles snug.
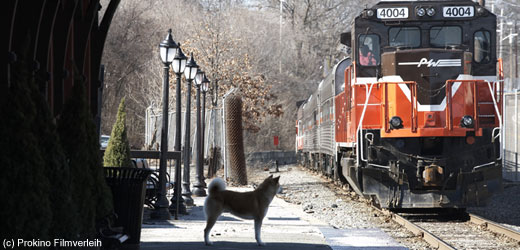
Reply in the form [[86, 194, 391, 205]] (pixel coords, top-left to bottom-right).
[[296, 0, 503, 209]]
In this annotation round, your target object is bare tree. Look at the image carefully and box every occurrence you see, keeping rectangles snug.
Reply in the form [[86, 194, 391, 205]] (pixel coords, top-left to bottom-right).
[[101, 0, 375, 151], [181, 2, 284, 132]]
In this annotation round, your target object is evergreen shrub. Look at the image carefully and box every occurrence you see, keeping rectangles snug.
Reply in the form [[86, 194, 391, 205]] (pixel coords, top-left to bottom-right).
[[0, 54, 52, 240], [1, 32, 113, 242], [103, 98, 132, 168], [58, 75, 113, 238]]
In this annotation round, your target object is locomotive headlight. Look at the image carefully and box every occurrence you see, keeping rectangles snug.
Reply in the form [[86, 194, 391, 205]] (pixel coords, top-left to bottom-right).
[[390, 116, 403, 129], [461, 115, 474, 128], [416, 7, 426, 17], [426, 7, 436, 16], [476, 7, 486, 16], [366, 9, 374, 17]]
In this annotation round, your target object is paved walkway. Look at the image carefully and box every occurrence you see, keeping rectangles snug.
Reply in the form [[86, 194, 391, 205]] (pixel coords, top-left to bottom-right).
[[140, 189, 407, 250]]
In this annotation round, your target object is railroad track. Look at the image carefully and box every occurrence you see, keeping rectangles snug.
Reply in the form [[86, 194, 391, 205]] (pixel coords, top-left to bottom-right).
[[380, 208, 520, 249], [468, 214, 520, 244], [311, 167, 520, 249]]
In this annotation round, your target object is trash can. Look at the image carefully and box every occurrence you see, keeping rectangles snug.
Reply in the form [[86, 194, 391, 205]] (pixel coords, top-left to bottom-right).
[[104, 167, 152, 250]]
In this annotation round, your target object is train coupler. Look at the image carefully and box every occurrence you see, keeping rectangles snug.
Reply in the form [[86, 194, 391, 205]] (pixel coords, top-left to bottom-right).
[[422, 164, 444, 186]]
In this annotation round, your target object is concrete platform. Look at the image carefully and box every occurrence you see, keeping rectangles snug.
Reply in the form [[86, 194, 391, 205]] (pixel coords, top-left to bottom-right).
[[140, 189, 407, 250]]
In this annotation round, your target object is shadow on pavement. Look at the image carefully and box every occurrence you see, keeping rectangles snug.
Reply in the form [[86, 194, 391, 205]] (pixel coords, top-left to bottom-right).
[[267, 217, 301, 221], [140, 241, 332, 250]]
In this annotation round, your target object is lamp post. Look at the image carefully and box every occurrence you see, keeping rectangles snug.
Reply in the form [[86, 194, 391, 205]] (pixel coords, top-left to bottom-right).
[[168, 44, 187, 218], [208, 78, 219, 178], [201, 75, 210, 181], [182, 53, 198, 206], [152, 29, 177, 219], [193, 70, 206, 196]]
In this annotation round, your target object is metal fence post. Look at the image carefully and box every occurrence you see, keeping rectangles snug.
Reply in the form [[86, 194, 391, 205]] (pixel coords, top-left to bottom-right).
[[222, 96, 227, 180], [145, 107, 150, 147], [502, 93, 506, 179], [221, 88, 236, 181], [514, 89, 520, 181]]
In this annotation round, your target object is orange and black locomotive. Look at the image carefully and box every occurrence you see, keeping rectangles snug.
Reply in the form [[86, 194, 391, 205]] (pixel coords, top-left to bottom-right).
[[296, 0, 503, 209]]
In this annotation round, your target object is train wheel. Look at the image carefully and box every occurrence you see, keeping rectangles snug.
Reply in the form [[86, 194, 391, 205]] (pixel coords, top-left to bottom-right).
[[314, 154, 319, 173], [321, 155, 324, 175], [336, 152, 348, 185], [322, 154, 327, 176], [308, 153, 314, 171], [330, 156, 334, 178], [332, 156, 338, 183], [324, 155, 329, 177], [316, 154, 320, 174]]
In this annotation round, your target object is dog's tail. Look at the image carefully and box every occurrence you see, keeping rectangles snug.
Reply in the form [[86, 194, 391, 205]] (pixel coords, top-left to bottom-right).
[[207, 178, 226, 196]]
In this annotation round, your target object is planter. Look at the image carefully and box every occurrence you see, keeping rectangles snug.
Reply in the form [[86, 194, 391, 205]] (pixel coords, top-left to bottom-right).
[[104, 167, 152, 250]]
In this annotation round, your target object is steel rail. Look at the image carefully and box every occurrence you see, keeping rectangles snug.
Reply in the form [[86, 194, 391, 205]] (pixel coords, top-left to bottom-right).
[[310, 166, 519, 248], [371, 206, 456, 250], [469, 213, 520, 242], [391, 213, 456, 250]]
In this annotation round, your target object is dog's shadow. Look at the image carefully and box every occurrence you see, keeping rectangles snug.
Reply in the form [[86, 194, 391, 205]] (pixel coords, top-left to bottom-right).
[[141, 241, 331, 249], [181, 205, 241, 222]]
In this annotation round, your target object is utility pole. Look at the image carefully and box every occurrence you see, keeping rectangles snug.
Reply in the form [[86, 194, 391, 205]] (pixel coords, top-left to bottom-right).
[[500, 8, 504, 60], [510, 23, 514, 85], [279, 0, 283, 74], [515, 20, 518, 86]]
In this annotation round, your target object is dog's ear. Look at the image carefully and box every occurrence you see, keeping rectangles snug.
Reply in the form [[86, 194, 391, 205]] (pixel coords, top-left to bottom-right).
[[267, 175, 273, 179], [273, 176, 280, 183]]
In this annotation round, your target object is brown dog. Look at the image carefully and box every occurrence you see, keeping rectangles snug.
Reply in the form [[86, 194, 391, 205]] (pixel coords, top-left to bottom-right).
[[203, 175, 281, 246]]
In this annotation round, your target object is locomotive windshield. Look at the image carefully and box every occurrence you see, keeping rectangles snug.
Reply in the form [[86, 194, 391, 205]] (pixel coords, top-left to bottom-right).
[[430, 26, 462, 47], [474, 30, 491, 63], [389, 27, 421, 48], [358, 34, 380, 66]]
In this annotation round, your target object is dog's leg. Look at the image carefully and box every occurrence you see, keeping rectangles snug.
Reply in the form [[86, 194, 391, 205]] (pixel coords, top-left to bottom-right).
[[204, 214, 217, 245], [204, 211, 220, 245], [254, 218, 265, 246]]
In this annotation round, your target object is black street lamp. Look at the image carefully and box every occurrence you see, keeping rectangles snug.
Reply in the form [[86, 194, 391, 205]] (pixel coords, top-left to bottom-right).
[[193, 70, 206, 196], [168, 44, 187, 219], [182, 53, 198, 206], [153, 29, 178, 220], [201, 75, 210, 182], [207, 77, 219, 178]]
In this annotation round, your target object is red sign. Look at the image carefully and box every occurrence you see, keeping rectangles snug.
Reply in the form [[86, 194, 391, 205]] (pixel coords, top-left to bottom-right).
[[273, 136, 279, 146]]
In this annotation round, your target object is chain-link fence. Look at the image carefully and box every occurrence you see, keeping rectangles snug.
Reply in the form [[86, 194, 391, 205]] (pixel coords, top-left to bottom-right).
[[503, 90, 520, 182], [145, 106, 223, 165], [224, 95, 247, 184]]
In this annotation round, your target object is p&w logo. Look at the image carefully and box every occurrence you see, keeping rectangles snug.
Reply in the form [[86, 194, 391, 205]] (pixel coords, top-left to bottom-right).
[[398, 58, 461, 67]]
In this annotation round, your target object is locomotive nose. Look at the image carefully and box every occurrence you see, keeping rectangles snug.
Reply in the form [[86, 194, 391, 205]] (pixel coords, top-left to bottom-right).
[[382, 48, 466, 107]]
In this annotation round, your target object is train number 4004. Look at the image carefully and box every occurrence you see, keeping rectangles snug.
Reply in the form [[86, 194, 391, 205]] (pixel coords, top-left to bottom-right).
[[443, 6, 474, 17], [377, 8, 408, 19]]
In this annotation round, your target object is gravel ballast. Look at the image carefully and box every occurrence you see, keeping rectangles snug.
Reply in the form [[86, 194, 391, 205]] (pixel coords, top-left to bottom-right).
[[467, 181, 520, 233], [246, 165, 432, 250], [244, 164, 520, 249]]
